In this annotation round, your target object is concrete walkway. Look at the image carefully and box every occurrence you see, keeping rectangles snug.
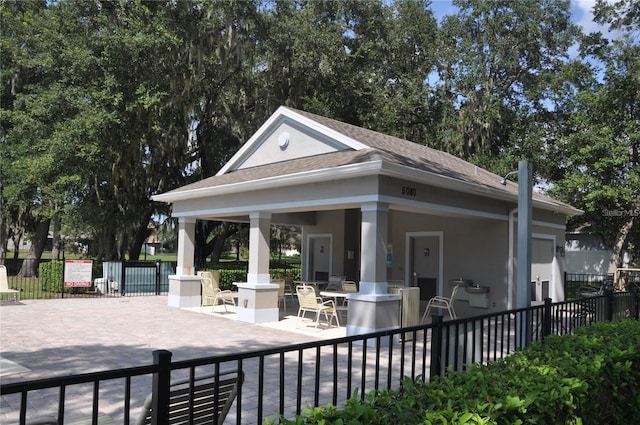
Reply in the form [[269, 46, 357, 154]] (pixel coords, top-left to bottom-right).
[[0, 296, 350, 424]]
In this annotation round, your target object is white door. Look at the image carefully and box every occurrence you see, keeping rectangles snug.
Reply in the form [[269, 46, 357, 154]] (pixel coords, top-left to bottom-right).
[[531, 238, 554, 302], [408, 234, 442, 301], [308, 236, 331, 281]]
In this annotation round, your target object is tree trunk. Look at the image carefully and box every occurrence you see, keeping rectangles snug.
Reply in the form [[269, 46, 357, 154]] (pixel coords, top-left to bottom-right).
[[608, 216, 635, 275], [51, 214, 61, 261], [19, 218, 51, 278], [195, 221, 238, 268], [128, 211, 153, 261], [209, 222, 238, 266]]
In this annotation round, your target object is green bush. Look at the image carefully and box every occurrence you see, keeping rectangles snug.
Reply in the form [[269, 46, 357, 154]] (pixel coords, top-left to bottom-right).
[[212, 267, 301, 290], [271, 320, 640, 425], [39, 261, 64, 292]]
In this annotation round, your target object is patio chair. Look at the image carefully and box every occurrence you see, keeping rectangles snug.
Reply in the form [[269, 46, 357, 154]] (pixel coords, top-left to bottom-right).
[[0, 265, 19, 303], [387, 280, 405, 292], [326, 275, 345, 291], [272, 278, 287, 311], [296, 285, 340, 328], [421, 284, 460, 323], [137, 369, 244, 425], [198, 271, 236, 313], [341, 281, 358, 293]]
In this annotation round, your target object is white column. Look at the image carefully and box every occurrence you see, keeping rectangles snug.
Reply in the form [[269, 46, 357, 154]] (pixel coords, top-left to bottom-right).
[[176, 217, 196, 276], [359, 202, 389, 294], [168, 217, 200, 308], [347, 202, 400, 344], [236, 211, 279, 323], [247, 211, 272, 284]]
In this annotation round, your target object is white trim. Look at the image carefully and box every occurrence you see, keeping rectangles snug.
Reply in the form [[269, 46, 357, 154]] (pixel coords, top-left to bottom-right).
[[360, 202, 389, 213], [169, 193, 507, 220], [170, 195, 382, 218], [305, 233, 333, 281], [405, 231, 444, 296], [153, 161, 384, 203], [380, 162, 582, 216], [249, 211, 272, 220], [532, 233, 558, 302], [532, 220, 567, 230], [154, 164, 580, 218], [217, 106, 369, 175], [171, 196, 569, 239]]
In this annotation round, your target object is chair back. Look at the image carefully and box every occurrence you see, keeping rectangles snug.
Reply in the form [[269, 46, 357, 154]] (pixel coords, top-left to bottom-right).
[[272, 279, 286, 297], [198, 270, 221, 290], [327, 275, 345, 291], [296, 285, 319, 309], [342, 281, 358, 293], [449, 284, 460, 301], [137, 370, 244, 425], [200, 277, 216, 298], [0, 265, 8, 291]]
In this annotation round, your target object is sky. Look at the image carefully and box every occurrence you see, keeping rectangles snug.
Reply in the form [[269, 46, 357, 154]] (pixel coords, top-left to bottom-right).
[[429, 0, 613, 36]]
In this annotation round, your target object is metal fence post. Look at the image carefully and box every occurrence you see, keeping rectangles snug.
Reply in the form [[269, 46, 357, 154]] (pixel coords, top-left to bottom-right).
[[606, 288, 615, 322], [151, 349, 172, 425], [632, 287, 640, 320], [155, 260, 161, 295], [61, 259, 65, 299], [542, 298, 552, 340], [430, 315, 444, 380], [120, 260, 126, 296]]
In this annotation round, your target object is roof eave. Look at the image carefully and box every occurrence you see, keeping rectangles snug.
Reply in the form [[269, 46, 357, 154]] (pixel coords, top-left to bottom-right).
[[379, 162, 583, 216], [153, 160, 583, 217], [152, 161, 384, 203]]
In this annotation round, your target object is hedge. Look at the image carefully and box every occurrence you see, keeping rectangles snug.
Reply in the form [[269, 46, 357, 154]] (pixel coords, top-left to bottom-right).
[[271, 320, 640, 425], [39, 261, 64, 292], [209, 267, 302, 290]]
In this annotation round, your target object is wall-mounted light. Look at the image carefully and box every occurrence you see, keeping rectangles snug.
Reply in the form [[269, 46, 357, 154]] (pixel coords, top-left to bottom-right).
[[500, 170, 519, 185], [556, 245, 565, 257]]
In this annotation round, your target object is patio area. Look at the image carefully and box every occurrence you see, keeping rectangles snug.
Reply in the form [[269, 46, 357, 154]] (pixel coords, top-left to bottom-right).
[[186, 293, 347, 340], [0, 295, 348, 423]]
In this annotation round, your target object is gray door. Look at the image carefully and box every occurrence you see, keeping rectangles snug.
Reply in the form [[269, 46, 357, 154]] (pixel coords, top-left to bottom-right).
[[411, 236, 440, 300]]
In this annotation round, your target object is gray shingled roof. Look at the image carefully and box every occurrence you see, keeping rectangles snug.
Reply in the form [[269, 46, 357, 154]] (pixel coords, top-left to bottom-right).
[[160, 107, 579, 214]]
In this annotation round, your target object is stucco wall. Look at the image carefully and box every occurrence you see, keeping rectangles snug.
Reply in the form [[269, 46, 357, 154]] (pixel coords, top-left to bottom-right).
[[302, 208, 567, 317]]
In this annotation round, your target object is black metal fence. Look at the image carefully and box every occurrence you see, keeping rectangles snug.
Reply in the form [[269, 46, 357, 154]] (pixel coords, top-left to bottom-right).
[[564, 271, 612, 299], [2, 290, 638, 425], [0, 259, 175, 300]]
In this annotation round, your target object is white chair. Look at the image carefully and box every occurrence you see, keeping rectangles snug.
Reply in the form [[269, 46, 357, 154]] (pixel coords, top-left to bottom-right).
[[198, 271, 236, 313], [326, 275, 345, 291], [421, 284, 460, 322], [272, 278, 287, 311], [0, 265, 19, 303], [296, 285, 340, 328], [341, 281, 358, 293]]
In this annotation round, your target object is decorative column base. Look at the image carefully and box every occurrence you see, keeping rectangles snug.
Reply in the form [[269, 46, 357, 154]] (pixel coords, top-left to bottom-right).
[[235, 282, 279, 323], [346, 293, 401, 346], [168, 275, 202, 308]]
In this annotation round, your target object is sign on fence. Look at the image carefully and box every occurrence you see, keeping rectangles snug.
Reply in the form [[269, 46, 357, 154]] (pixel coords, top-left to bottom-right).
[[64, 260, 93, 287]]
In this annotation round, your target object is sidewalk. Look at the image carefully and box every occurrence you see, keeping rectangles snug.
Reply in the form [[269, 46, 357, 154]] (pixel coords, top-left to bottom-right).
[[0, 296, 347, 423]]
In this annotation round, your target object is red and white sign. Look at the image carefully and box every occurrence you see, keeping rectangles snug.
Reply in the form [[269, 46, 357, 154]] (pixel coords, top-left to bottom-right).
[[64, 260, 93, 287]]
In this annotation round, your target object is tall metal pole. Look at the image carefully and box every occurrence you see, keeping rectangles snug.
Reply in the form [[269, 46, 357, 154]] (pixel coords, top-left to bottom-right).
[[516, 160, 532, 346]]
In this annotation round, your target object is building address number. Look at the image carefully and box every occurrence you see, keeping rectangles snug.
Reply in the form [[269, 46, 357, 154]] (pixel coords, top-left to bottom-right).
[[401, 186, 417, 197]]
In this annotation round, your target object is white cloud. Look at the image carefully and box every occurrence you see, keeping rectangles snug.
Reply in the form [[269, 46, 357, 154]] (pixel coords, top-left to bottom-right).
[[571, 0, 623, 39]]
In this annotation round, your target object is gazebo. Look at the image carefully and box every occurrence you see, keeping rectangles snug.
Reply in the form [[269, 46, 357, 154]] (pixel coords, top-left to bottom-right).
[[152, 106, 581, 337]]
